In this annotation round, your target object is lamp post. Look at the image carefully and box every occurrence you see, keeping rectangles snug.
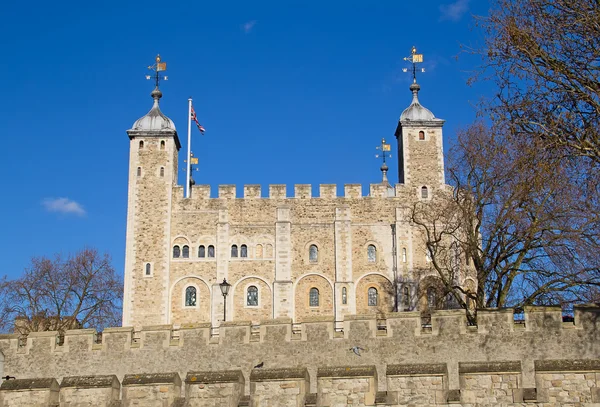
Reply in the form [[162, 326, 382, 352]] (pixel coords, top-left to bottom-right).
[[219, 278, 231, 322]]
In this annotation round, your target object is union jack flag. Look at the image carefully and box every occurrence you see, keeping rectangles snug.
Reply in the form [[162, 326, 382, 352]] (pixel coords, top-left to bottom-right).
[[190, 106, 205, 134]]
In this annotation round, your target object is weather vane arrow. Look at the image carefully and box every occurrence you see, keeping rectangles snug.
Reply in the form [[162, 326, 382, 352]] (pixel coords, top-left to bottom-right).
[[146, 54, 168, 88], [402, 46, 425, 83]]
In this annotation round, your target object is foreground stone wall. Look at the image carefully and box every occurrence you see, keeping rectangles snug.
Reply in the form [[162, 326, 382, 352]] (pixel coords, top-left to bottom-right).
[[0, 306, 598, 406]]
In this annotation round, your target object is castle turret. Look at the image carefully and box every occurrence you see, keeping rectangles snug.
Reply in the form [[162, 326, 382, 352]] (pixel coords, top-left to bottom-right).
[[123, 87, 180, 327], [394, 81, 445, 197]]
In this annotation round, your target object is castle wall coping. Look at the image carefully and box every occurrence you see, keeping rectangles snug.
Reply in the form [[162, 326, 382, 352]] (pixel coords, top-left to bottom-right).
[[185, 370, 244, 384], [385, 311, 421, 319], [386, 363, 447, 376], [0, 378, 59, 391], [534, 359, 600, 372], [523, 305, 562, 313], [103, 327, 134, 333], [179, 323, 212, 329], [574, 303, 600, 311], [60, 375, 120, 389], [259, 318, 293, 325], [65, 329, 97, 336], [220, 320, 252, 327], [458, 361, 522, 374], [344, 314, 379, 321], [250, 367, 309, 382], [141, 324, 174, 331], [122, 373, 181, 386], [431, 309, 469, 317], [298, 316, 335, 323], [0, 334, 18, 339], [27, 331, 58, 338], [476, 308, 514, 314], [317, 366, 377, 378]]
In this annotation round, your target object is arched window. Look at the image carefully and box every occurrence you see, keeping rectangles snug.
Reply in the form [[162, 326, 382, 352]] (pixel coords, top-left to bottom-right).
[[145, 263, 151, 276], [427, 287, 436, 310], [403, 286, 410, 307], [255, 244, 263, 259], [368, 287, 378, 306], [367, 244, 376, 263], [160, 167, 164, 177], [173, 245, 180, 258], [208, 245, 215, 258], [418, 131, 425, 140], [182, 245, 189, 258], [402, 248, 407, 263], [139, 140, 144, 149], [309, 245, 318, 263], [421, 186, 428, 199], [309, 288, 319, 307], [342, 287, 347, 305], [265, 244, 273, 258], [137, 167, 142, 177], [198, 245, 205, 258], [240, 244, 248, 258], [247, 286, 258, 306], [231, 245, 238, 258], [185, 286, 197, 307], [160, 140, 165, 150]]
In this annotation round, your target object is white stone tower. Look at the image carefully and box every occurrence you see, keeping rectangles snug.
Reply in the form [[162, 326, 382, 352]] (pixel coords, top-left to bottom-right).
[[122, 87, 180, 327], [394, 80, 445, 196]]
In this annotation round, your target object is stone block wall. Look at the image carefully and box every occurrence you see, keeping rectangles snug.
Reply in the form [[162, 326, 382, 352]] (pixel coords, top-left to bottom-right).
[[0, 306, 599, 406]]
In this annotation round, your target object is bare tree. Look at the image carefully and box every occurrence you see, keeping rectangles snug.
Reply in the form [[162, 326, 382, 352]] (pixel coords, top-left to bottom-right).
[[0, 248, 122, 335], [474, 0, 600, 164], [410, 122, 600, 320]]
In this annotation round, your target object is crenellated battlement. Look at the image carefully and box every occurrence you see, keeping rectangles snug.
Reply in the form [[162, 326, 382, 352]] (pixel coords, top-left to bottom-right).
[[1, 306, 597, 356], [173, 183, 412, 200], [0, 306, 598, 406]]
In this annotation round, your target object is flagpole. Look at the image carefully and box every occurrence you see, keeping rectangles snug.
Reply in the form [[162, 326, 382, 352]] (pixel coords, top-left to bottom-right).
[[186, 98, 192, 198]]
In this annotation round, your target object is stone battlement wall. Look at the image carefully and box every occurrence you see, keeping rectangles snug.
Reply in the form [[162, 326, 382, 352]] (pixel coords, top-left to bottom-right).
[[179, 183, 412, 200], [0, 305, 598, 405]]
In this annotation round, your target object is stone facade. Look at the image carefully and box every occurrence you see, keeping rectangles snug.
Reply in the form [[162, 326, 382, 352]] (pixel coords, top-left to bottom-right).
[[122, 84, 470, 329], [0, 306, 599, 406]]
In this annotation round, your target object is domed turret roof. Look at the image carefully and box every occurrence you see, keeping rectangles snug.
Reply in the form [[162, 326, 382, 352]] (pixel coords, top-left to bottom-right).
[[400, 82, 439, 122], [131, 88, 176, 131]]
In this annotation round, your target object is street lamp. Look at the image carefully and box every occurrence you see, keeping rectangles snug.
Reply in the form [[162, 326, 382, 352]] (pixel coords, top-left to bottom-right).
[[219, 278, 231, 322]]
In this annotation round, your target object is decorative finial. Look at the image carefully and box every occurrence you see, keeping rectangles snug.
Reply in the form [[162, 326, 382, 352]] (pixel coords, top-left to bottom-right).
[[402, 46, 425, 84], [145, 54, 168, 91], [375, 138, 392, 183]]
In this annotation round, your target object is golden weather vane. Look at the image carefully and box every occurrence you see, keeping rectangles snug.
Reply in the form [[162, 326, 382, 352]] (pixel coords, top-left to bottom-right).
[[402, 46, 425, 83], [376, 138, 392, 183], [145, 54, 168, 88]]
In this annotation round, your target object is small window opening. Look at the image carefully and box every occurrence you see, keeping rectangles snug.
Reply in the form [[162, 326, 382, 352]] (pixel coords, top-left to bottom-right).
[[247, 286, 258, 306], [198, 245, 205, 258], [173, 245, 180, 258], [182, 245, 189, 258], [421, 186, 428, 199], [402, 248, 407, 263], [403, 286, 410, 307], [137, 167, 142, 177], [342, 287, 347, 305], [185, 286, 197, 307], [309, 244, 318, 263], [266, 244, 273, 258], [208, 245, 215, 258], [256, 244, 263, 259], [160, 140, 165, 150], [309, 287, 319, 307], [418, 131, 425, 140], [240, 244, 248, 258], [368, 287, 378, 306], [231, 245, 238, 258], [145, 263, 151, 276], [427, 287, 436, 310], [160, 167, 165, 177], [139, 140, 144, 149], [367, 244, 377, 263]]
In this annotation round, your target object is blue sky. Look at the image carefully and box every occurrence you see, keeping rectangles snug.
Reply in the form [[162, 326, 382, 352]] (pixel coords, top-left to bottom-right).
[[0, 0, 493, 279]]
